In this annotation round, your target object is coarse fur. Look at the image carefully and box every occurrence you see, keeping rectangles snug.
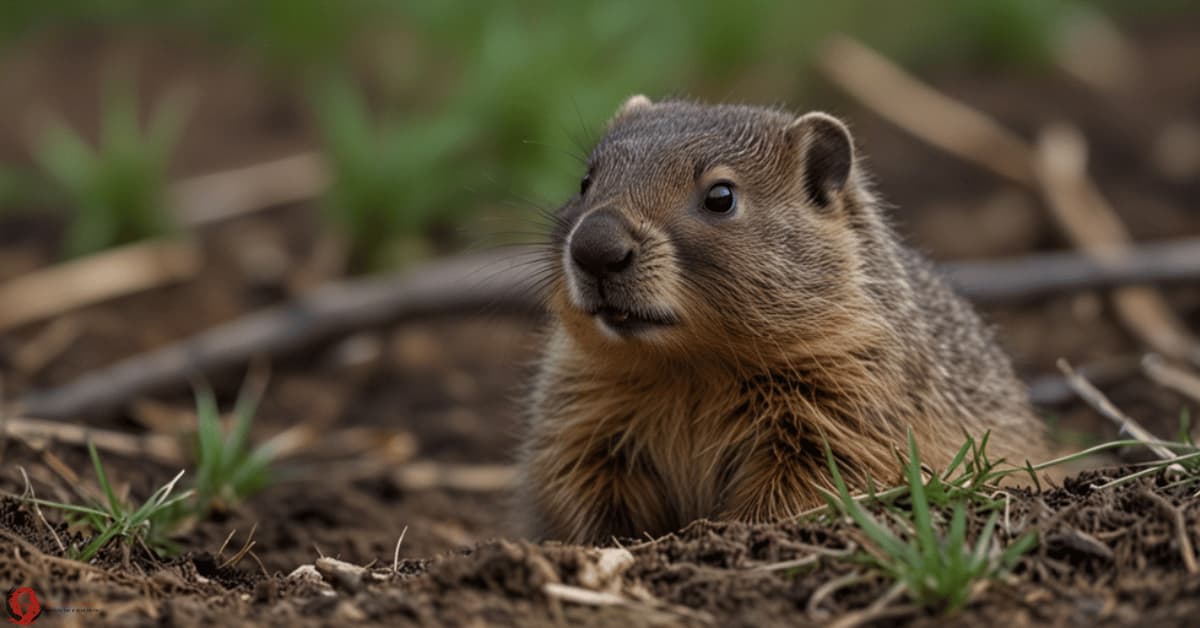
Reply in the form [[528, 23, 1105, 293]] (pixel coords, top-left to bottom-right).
[[518, 97, 1046, 544]]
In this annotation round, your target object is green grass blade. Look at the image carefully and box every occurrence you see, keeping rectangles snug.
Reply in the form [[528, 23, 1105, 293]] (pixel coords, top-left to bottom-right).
[[948, 503, 967, 552], [227, 370, 266, 465], [87, 441, 122, 516], [34, 121, 95, 189], [905, 431, 937, 568], [154, 489, 196, 513], [1000, 531, 1039, 568], [25, 497, 111, 520], [128, 469, 186, 524], [145, 88, 191, 162], [194, 382, 223, 498], [968, 512, 999, 573], [941, 435, 974, 481], [822, 439, 913, 562], [1179, 408, 1195, 448], [79, 524, 123, 562]]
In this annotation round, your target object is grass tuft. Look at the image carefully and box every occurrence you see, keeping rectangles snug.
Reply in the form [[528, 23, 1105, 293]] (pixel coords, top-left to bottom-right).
[[311, 75, 470, 273], [23, 371, 279, 561], [820, 431, 1035, 612], [192, 369, 279, 512], [30, 75, 189, 258], [27, 442, 193, 561], [816, 422, 1200, 612]]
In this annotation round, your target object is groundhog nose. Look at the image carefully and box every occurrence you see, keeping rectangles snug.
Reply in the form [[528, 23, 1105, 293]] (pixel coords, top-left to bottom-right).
[[569, 209, 636, 278]]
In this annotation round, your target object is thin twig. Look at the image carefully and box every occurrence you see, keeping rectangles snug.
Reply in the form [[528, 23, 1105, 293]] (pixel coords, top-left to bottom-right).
[[751, 542, 858, 572], [542, 583, 713, 625], [1036, 125, 1200, 367], [542, 583, 628, 606], [40, 450, 80, 485], [1026, 357, 1141, 406], [12, 317, 83, 376], [4, 416, 183, 463], [827, 583, 915, 628], [219, 523, 258, 570], [248, 550, 271, 579], [216, 528, 238, 559], [1140, 488, 1198, 574], [392, 525, 409, 576], [1057, 359, 1175, 461], [807, 571, 867, 618], [1091, 452, 1200, 490], [991, 490, 1016, 537], [0, 529, 110, 577], [171, 152, 328, 227], [18, 467, 66, 553], [0, 239, 200, 332], [1143, 354, 1200, 408], [752, 555, 818, 572], [819, 35, 1035, 185]]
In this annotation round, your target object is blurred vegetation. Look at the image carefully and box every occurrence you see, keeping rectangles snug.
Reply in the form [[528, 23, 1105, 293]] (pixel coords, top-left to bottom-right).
[[30, 78, 188, 258], [0, 168, 24, 216], [1, 1, 1193, 269], [312, 76, 473, 272], [24, 378, 282, 560]]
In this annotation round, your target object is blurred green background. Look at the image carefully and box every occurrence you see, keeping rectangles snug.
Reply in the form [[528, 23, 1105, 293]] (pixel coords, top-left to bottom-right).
[[0, 0, 1190, 271]]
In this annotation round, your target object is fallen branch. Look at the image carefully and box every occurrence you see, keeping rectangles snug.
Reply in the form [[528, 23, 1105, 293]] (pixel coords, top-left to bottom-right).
[[942, 237, 1200, 302], [0, 239, 200, 332], [820, 35, 1200, 367], [17, 249, 540, 419], [1035, 125, 1200, 366], [18, 238, 1200, 419], [819, 36, 1034, 186]]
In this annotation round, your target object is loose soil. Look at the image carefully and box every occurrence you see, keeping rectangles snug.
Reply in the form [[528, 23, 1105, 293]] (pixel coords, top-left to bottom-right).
[[1, 14, 1199, 627]]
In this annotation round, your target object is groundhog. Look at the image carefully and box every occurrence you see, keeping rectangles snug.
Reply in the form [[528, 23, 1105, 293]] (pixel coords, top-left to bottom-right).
[[518, 96, 1046, 544]]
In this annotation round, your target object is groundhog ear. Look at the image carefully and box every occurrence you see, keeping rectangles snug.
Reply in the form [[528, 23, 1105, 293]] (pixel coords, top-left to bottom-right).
[[612, 94, 653, 122], [787, 112, 854, 209]]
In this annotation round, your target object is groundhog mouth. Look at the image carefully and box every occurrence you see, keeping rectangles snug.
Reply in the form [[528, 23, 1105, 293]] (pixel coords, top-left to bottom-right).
[[587, 305, 678, 336]]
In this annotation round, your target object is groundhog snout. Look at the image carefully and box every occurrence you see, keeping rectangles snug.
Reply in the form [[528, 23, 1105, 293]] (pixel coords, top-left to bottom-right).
[[568, 209, 637, 280]]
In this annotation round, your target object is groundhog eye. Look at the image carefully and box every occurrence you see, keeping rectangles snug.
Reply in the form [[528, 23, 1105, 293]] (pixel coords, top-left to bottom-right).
[[703, 183, 736, 214], [580, 172, 593, 196]]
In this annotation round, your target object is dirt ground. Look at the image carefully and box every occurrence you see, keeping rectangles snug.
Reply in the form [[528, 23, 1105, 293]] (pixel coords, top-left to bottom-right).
[[2, 14, 1200, 628]]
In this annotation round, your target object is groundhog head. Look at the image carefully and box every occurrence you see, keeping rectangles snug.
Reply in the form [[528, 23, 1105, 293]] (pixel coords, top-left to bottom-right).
[[548, 96, 877, 367]]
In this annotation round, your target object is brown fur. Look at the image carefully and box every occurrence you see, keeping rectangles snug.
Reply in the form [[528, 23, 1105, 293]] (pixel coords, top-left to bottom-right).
[[518, 98, 1046, 544]]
